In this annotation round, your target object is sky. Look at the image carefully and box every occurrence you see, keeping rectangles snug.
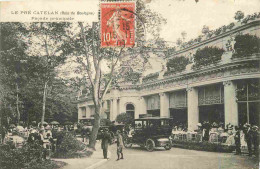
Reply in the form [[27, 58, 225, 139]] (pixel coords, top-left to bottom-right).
[[146, 0, 260, 44], [58, 0, 260, 77]]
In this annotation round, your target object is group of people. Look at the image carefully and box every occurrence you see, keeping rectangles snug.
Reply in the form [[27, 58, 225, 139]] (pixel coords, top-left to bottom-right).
[[100, 128, 124, 161], [234, 124, 259, 157], [0, 124, 57, 160], [172, 120, 259, 157]]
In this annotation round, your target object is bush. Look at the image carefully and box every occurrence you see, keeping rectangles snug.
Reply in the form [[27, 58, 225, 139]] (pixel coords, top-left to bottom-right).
[[232, 34, 260, 58], [192, 46, 224, 69], [24, 160, 66, 169], [171, 140, 234, 153], [0, 141, 49, 169], [166, 56, 189, 74], [53, 131, 92, 158], [116, 113, 134, 125]]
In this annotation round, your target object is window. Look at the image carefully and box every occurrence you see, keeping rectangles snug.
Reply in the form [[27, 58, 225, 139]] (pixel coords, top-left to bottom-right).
[[81, 107, 86, 118], [135, 121, 142, 129], [126, 104, 135, 119]]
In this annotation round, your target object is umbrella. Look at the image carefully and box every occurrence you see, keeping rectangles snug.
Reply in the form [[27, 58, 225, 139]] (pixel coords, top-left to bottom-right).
[[9, 124, 16, 128], [50, 121, 59, 125], [16, 126, 24, 131], [64, 121, 73, 125], [38, 121, 48, 126]]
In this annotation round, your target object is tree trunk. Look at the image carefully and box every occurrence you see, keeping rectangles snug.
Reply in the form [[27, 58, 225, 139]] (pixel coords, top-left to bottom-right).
[[16, 83, 20, 125], [89, 105, 101, 149], [41, 81, 48, 127]]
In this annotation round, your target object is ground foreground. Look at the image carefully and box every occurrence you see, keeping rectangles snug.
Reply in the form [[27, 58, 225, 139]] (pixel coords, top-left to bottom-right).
[[97, 145, 259, 169]]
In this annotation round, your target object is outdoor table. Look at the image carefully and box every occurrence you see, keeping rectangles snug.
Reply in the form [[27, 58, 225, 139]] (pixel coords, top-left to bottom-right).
[[187, 132, 197, 141]]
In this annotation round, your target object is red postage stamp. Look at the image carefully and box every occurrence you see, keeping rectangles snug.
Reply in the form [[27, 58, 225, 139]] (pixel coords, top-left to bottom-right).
[[100, 2, 135, 47]]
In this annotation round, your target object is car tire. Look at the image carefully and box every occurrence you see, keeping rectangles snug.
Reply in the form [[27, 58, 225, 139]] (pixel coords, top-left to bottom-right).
[[146, 139, 155, 152], [164, 143, 171, 150]]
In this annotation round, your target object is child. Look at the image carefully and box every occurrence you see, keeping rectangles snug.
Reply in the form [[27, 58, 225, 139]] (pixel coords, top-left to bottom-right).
[[116, 130, 124, 161]]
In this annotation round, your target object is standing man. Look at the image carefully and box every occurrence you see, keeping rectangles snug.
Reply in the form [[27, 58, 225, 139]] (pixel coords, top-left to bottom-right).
[[251, 125, 259, 157], [243, 124, 253, 156], [234, 126, 241, 155], [116, 130, 124, 161], [101, 128, 111, 159]]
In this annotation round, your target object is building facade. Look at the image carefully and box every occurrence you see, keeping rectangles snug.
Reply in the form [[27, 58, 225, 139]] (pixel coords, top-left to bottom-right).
[[78, 17, 260, 131]]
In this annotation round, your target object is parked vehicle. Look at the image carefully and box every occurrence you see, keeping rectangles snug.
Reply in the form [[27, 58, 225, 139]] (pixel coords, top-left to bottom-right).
[[123, 117, 173, 151]]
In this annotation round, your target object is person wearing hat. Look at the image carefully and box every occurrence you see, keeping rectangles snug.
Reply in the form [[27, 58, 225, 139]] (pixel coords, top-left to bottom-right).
[[101, 128, 112, 159], [116, 130, 124, 161], [243, 123, 253, 156], [251, 125, 259, 157], [234, 126, 241, 155]]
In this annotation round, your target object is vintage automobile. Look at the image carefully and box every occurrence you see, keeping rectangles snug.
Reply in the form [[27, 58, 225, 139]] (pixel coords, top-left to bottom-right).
[[123, 117, 173, 151]]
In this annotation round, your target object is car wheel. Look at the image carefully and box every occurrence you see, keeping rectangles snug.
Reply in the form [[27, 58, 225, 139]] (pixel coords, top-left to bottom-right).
[[164, 143, 171, 150], [146, 139, 155, 152]]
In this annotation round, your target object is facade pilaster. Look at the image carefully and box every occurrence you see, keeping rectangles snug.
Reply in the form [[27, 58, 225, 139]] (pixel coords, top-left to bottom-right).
[[109, 99, 113, 120], [111, 98, 118, 121], [187, 87, 199, 131], [138, 96, 147, 118], [223, 80, 238, 126], [160, 93, 170, 117]]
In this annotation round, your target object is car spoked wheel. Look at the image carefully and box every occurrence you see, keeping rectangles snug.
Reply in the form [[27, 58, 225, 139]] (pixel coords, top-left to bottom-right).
[[146, 139, 155, 152], [164, 142, 171, 150]]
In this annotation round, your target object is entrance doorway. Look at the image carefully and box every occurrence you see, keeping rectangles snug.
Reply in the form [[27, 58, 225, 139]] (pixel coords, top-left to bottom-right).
[[170, 108, 187, 126], [199, 104, 224, 124]]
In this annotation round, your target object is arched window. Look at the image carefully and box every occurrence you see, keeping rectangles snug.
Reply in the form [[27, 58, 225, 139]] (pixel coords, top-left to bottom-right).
[[126, 104, 135, 119]]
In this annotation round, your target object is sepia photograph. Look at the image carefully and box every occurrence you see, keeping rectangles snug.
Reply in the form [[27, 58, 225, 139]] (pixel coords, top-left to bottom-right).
[[0, 0, 259, 169]]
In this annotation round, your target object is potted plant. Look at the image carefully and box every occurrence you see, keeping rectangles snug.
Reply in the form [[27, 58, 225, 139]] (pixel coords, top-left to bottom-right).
[[227, 23, 235, 30], [222, 25, 227, 33]]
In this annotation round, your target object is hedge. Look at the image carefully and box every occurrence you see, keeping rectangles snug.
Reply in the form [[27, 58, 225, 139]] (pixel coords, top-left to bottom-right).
[[171, 140, 234, 153]]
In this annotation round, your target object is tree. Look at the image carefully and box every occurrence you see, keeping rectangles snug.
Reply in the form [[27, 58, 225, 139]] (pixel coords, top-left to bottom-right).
[[116, 113, 134, 125], [64, 0, 167, 149], [26, 23, 71, 126], [234, 11, 244, 22], [0, 23, 29, 125]]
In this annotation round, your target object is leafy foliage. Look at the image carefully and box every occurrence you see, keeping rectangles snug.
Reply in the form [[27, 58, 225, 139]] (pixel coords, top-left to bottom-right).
[[172, 140, 234, 152], [116, 113, 134, 125], [0, 141, 66, 169], [0, 141, 45, 169], [53, 131, 92, 158], [232, 34, 260, 58], [234, 11, 244, 22], [0, 22, 77, 127], [166, 56, 189, 73], [192, 46, 225, 69]]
